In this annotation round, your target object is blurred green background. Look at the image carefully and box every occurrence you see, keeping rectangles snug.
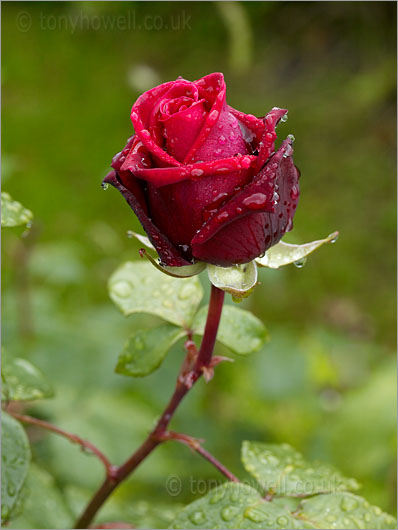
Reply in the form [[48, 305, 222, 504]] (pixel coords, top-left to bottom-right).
[[2, 1, 396, 527]]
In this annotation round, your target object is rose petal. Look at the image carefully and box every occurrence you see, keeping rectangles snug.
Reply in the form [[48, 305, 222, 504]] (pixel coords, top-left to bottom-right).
[[255, 107, 288, 172], [128, 155, 256, 187], [191, 138, 299, 266], [111, 138, 192, 265], [182, 73, 227, 163], [227, 106, 265, 144], [160, 98, 207, 161], [131, 80, 182, 167]]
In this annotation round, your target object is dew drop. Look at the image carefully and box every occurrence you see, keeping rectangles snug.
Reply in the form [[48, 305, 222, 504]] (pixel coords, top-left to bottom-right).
[[209, 109, 219, 121], [111, 280, 133, 298], [190, 168, 204, 178], [328, 232, 339, 243], [290, 185, 299, 200], [341, 496, 358, 512], [242, 193, 268, 210], [280, 113, 288, 123], [221, 505, 239, 522], [287, 133, 295, 142], [276, 515, 290, 527], [272, 191, 280, 204], [244, 508, 266, 523], [293, 257, 307, 268], [101, 182, 109, 190], [218, 135, 226, 145], [189, 511, 206, 525]]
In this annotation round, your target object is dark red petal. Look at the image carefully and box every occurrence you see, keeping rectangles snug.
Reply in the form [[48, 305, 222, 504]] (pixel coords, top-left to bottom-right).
[[130, 81, 182, 167], [255, 107, 288, 172], [182, 73, 227, 163], [227, 106, 265, 144], [128, 155, 256, 187], [191, 137, 299, 266], [103, 170, 191, 267], [191, 213, 269, 266]]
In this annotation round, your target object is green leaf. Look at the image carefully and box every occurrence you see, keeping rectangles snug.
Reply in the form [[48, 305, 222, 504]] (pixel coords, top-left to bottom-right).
[[170, 482, 297, 529], [7, 464, 74, 530], [115, 324, 185, 377], [207, 262, 257, 299], [241, 441, 360, 497], [1, 349, 54, 402], [108, 261, 203, 327], [1, 192, 33, 228], [193, 304, 268, 355], [296, 492, 397, 529], [255, 232, 339, 269], [1, 412, 31, 524]]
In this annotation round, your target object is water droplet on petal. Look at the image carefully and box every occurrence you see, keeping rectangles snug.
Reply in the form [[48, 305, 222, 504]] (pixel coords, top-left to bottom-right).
[[218, 135, 226, 145], [190, 168, 204, 178], [287, 133, 295, 142], [101, 182, 109, 190], [242, 193, 268, 210], [290, 185, 299, 200]]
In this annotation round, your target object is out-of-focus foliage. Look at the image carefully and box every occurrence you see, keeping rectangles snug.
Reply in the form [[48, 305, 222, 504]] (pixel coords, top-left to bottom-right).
[[2, 1, 396, 528]]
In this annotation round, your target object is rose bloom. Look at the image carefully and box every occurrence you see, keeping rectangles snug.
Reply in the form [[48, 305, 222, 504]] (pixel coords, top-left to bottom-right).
[[104, 73, 300, 267]]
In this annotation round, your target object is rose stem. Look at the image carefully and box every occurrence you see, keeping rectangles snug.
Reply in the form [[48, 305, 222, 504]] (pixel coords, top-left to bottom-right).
[[160, 431, 239, 483], [74, 285, 225, 529], [8, 411, 113, 475]]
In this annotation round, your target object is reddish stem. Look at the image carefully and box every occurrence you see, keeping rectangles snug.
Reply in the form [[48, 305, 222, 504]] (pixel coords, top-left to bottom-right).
[[9, 411, 113, 475], [161, 431, 239, 483], [74, 285, 225, 529]]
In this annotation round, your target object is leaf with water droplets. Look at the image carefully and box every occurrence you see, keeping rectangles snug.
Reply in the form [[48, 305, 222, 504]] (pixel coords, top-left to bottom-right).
[[115, 325, 185, 377], [256, 232, 339, 269], [207, 261, 257, 299], [170, 482, 297, 529], [1, 348, 54, 402], [1, 192, 33, 228], [193, 304, 268, 355], [108, 261, 203, 327], [6, 463, 74, 529], [1, 412, 31, 524], [241, 441, 360, 497], [296, 492, 397, 529]]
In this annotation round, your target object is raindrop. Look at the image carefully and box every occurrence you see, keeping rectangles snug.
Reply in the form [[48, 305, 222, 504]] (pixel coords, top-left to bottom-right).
[[242, 193, 268, 210], [221, 505, 238, 522], [190, 168, 204, 178], [244, 508, 266, 523], [293, 257, 307, 268], [111, 280, 133, 298], [340, 496, 358, 512], [290, 186, 299, 200], [272, 191, 280, 204], [329, 232, 339, 243], [101, 182, 109, 190], [287, 133, 295, 142], [276, 515, 290, 527], [189, 511, 206, 525], [218, 135, 226, 145], [280, 113, 288, 123]]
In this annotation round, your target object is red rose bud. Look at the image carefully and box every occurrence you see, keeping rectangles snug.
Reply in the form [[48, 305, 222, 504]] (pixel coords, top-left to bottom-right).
[[104, 73, 300, 267]]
